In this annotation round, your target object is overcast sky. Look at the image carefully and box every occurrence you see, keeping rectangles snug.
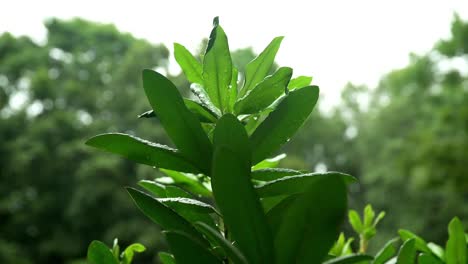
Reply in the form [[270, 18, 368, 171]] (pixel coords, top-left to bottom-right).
[[1, 0, 467, 106]]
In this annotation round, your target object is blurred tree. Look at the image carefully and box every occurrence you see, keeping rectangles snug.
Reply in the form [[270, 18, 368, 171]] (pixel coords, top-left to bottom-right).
[[0, 18, 170, 263]]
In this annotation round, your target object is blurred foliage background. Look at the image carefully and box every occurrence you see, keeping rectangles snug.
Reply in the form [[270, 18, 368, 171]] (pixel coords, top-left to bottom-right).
[[0, 15, 467, 263]]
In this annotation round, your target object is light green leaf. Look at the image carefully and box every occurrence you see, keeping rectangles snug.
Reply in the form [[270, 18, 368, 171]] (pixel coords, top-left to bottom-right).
[[190, 83, 221, 117], [348, 210, 364, 233], [271, 174, 347, 264], [323, 254, 373, 264], [174, 43, 204, 85], [250, 86, 319, 164], [194, 222, 248, 264], [212, 114, 274, 264], [446, 217, 466, 264], [251, 168, 302, 181], [165, 185, 193, 198], [158, 197, 217, 215], [203, 19, 232, 113], [138, 180, 167, 198], [255, 172, 357, 198], [252, 153, 286, 169], [86, 133, 199, 173], [427, 242, 445, 261], [241, 36, 283, 96], [396, 238, 416, 264], [121, 243, 145, 264], [398, 229, 431, 253], [373, 238, 399, 264], [235, 67, 292, 115], [184, 98, 218, 123], [126, 187, 208, 246], [164, 231, 220, 264], [142, 69, 212, 174], [159, 169, 211, 197], [158, 252, 176, 264], [363, 204, 375, 227], [288, 76, 313, 90], [229, 67, 239, 112], [87, 240, 118, 264]]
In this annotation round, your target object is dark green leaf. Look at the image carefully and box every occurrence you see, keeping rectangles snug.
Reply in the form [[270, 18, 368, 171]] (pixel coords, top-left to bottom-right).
[[164, 231, 220, 264], [271, 174, 347, 264], [418, 253, 444, 264], [250, 86, 319, 164], [203, 22, 232, 113], [86, 133, 199, 173], [373, 238, 399, 264], [142, 69, 212, 174], [87, 240, 118, 264], [398, 229, 431, 253], [396, 238, 416, 264], [158, 252, 176, 264], [234, 67, 293, 114], [138, 180, 166, 197], [212, 114, 274, 264], [195, 222, 248, 264], [288, 76, 313, 90], [165, 185, 193, 198], [159, 169, 211, 197], [158, 197, 217, 215], [174, 43, 204, 85], [446, 217, 466, 264], [241, 36, 283, 96], [251, 168, 302, 181], [126, 187, 208, 246], [190, 83, 222, 117], [184, 98, 218, 123], [260, 195, 289, 213], [323, 254, 373, 264], [255, 172, 357, 197]]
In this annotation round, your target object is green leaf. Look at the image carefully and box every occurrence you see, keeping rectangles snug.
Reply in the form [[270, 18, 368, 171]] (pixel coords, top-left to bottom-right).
[[159, 169, 211, 197], [250, 86, 319, 164], [363, 205, 375, 227], [142, 69, 212, 174], [234, 67, 293, 115], [373, 211, 386, 227], [348, 210, 364, 233], [121, 243, 145, 264], [184, 98, 218, 123], [251, 168, 302, 181], [418, 253, 444, 264], [164, 231, 220, 264], [165, 185, 192, 198], [138, 180, 167, 198], [158, 252, 176, 264], [212, 114, 274, 264], [252, 153, 286, 169], [194, 222, 248, 264], [190, 83, 222, 117], [288, 76, 313, 90], [229, 67, 239, 112], [241, 36, 284, 96], [260, 195, 289, 213], [398, 229, 431, 253], [255, 172, 357, 197], [87, 240, 118, 264], [396, 238, 416, 264], [126, 187, 208, 246], [427, 242, 445, 261], [373, 238, 399, 264], [86, 133, 199, 173], [323, 254, 373, 264], [174, 43, 204, 85], [271, 174, 347, 264], [203, 20, 232, 113], [158, 197, 217, 215], [446, 217, 466, 264]]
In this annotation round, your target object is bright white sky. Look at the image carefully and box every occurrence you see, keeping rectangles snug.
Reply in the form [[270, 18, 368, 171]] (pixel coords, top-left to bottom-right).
[[1, 0, 467, 106]]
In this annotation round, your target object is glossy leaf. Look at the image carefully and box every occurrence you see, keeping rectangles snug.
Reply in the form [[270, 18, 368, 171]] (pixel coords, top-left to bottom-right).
[[251, 168, 302, 181], [271, 174, 347, 264], [396, 238, 416, 264], [203, 18, 232, 113], [138, 180, 166, 197], [242, 36, 283, 96], [229, 67, 239, 112], [212, 114, 274, 264], [190, 83, 221, 117], [164, 231, 220, 264], [86, 133, 199, 173], [252, 153, 286, 169], [184, 98, 218, 123], [427, 242, 445, 261], [256, 172, 357, 197], [234, 67, 293, 114], [165, 185, 193, 198], [126, 187, 208, 246], [288, 75, 313, 90], [158, 252, 176, 264], [158, 197, 217, 215], [398, 229, 431, 253], [87, 240, 118, 264], [250, 86, 319, 164], [323, 254, 373, 264], [373, 238, 399, 264], [142, 69, 212, 174], [174, 43, 204, 85], [195, 222, 248, 264], [446, 217, 466, 264], [159, 169, 211, 197]]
